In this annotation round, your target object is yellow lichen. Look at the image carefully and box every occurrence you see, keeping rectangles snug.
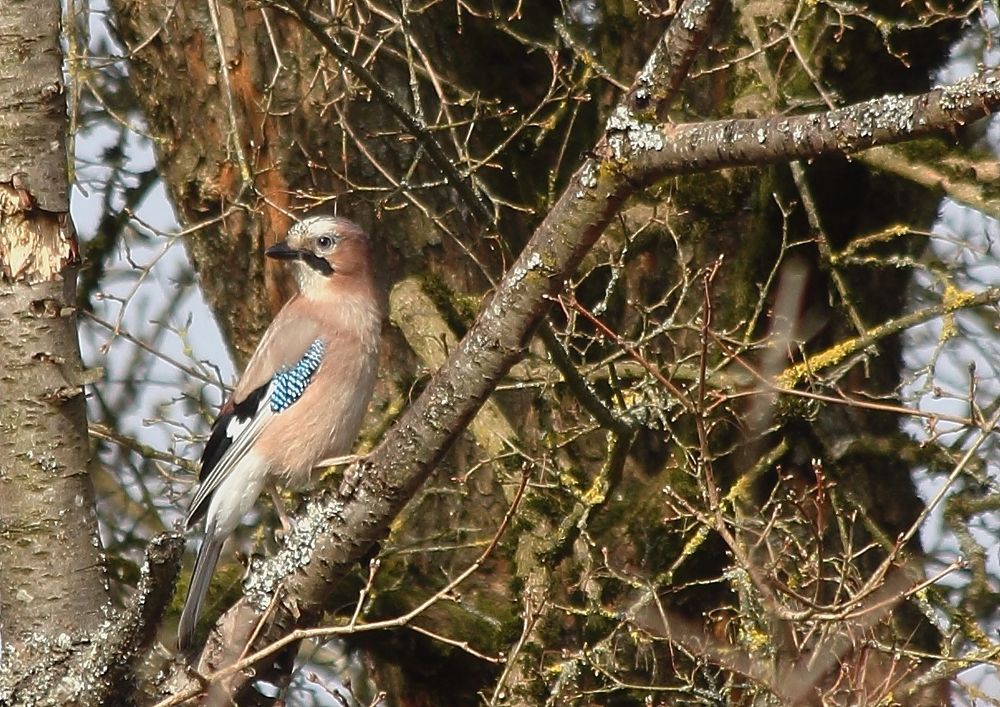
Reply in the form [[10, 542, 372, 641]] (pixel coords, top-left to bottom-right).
[[580, 475, 608, 506], [939, 312, 957, 341], [941, 282, 977, 311], [777, 338, 860, 388], [743, 626, 770, 653]]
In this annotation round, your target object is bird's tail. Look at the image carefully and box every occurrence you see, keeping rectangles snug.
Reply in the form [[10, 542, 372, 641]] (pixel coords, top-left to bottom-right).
[[178, 534, 224, 651]]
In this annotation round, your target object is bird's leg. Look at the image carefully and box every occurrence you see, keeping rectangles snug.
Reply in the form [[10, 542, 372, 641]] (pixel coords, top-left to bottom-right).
[[267, 482, 293, 534], [316, 453, 360, 468], [316, 453, 361, 494]]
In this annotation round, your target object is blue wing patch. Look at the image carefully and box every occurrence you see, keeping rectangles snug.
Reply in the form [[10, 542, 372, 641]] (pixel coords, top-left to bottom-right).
[[270, 338, 326, 412]]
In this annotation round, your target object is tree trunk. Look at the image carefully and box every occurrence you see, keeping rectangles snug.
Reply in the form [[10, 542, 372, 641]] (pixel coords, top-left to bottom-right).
[[0, 0, 112, 703]]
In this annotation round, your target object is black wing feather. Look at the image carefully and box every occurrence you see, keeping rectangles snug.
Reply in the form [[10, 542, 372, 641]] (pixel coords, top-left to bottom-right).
[[188, 382, 270, 525]]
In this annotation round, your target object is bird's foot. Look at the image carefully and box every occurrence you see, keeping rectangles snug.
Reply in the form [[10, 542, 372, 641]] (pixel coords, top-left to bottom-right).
[[337, 455, 369, 499]]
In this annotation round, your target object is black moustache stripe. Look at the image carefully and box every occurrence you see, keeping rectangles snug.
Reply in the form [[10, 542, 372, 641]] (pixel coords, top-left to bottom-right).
[[301, 251, 334, 275]]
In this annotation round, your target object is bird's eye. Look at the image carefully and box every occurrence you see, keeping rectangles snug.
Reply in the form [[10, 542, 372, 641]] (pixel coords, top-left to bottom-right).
[[316, 235, 334, 250]]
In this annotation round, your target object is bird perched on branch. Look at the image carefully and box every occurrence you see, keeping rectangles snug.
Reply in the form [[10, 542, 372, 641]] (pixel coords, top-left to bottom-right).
[[178, 216, 383, 650]]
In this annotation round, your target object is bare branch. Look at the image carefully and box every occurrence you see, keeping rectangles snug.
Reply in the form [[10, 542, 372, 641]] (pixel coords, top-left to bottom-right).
[[613, 69, 1000, 180]]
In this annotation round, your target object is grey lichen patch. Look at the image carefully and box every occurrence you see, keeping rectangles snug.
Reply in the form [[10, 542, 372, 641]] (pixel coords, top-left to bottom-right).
[[605, 105, 665, 160], [243, 494, 347, 611], [679, 0, 711, 30], [938, 71, 1000, 112], [807, 92, 919, 151], [813, 71, 1000, 152], [575, 160, 599, 199], [520, 251, 544, 277], [496, 250, 547, 304], [0, 614, 121, 706], [851, 94, 915, 138], [634, 51, 659, 101], [614, 376, 679, 430], [34, 452, 60, 474]]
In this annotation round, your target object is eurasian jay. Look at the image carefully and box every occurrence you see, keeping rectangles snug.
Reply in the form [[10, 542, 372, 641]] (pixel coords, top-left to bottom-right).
[[178, 216, 383, 650]]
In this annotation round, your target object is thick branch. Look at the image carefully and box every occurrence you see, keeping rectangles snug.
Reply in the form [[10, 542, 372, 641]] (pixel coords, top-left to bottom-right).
[[0, 4, 117, 705], [626, 0, 726, 115], [611, 69, 1000, 179], [4, 534, 184, 706]]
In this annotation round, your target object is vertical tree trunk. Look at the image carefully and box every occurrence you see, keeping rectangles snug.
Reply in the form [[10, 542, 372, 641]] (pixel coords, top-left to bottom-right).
[[0, 0, 107, 655]]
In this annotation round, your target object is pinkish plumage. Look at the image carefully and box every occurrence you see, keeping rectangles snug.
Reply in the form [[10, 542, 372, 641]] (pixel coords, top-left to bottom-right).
[[178, 216, 382, 651]]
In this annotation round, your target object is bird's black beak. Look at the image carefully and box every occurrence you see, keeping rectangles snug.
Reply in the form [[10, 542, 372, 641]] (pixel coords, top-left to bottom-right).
[[266, 240, 335, 275], [265, 241, 300, 260]]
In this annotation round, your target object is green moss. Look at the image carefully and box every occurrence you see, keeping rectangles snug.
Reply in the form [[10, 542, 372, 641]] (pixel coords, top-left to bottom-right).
[[522, 484, 574, 522], [669, 166, 774, 329], [170, 558, 244, 645], [508, 572, 525, 598], [893, 136, 952, 164], [419, 271, 480, 336], [672, 171, 743, 225], [627, 514, 681, 575], [453, 593, 521, 651]]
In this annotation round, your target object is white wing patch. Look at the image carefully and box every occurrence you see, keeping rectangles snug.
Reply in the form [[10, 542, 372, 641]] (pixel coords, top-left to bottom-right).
[[186, 381, 276, 526], [225, 414, 251, 440]]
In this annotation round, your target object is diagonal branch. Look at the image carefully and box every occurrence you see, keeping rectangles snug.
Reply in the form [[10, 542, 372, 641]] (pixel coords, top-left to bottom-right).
[[250, 67, 1000, 651], [181, 0, 725, 691], [626, 0, 726, 115]]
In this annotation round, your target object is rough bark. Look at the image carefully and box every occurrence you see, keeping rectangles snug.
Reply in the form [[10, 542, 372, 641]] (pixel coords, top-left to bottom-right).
[[0, 1, 116, 704], [0, 0, 102, 642]]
